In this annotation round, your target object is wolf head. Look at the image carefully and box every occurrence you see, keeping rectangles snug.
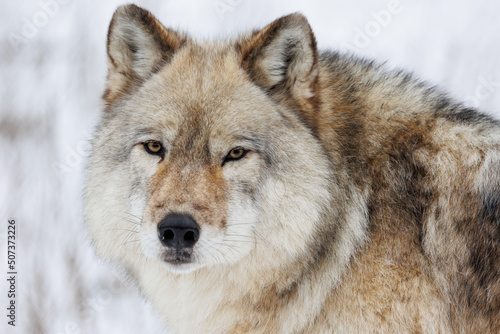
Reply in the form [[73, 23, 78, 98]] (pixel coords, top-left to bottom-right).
[[85, 5, 332, 274]]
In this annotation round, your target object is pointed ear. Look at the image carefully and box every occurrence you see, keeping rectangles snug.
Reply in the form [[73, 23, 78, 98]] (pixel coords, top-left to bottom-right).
[[238, 13, 319, 120], [104, 4, 187, 105]]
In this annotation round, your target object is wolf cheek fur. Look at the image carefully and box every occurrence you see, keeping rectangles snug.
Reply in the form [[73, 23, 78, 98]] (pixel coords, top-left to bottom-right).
[[84, 4, 500, 333]]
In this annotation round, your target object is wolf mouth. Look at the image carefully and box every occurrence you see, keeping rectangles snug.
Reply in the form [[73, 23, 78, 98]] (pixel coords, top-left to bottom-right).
[[162, 248, 194, 265]]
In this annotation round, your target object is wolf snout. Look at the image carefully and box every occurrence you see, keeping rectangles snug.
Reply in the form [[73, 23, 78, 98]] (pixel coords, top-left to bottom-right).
[[157, 213, 200, 248]]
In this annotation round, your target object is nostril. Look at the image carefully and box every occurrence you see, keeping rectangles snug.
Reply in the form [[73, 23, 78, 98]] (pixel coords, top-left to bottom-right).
[[163, 229, 175, 241], [184, 230, 195, 242]]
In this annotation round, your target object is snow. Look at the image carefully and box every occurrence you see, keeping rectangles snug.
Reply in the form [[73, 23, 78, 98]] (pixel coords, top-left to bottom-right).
[[1, 0, 499, 333]]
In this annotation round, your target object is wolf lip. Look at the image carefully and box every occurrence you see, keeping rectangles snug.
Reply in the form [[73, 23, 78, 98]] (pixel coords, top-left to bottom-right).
[[163, 248, 193, 264]]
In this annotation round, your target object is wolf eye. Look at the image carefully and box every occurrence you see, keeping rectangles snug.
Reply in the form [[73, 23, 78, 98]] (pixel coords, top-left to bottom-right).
[[223, 147, 249, 165], [143, 141, 165, 156]]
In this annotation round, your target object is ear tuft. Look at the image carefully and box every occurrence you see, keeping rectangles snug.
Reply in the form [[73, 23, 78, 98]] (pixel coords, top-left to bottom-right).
[[104, 4, 187, 105], [238, 13, 319, 110]]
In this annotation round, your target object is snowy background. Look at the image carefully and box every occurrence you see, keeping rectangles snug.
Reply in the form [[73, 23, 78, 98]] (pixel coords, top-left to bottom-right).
[[1, 0, 499, 333]]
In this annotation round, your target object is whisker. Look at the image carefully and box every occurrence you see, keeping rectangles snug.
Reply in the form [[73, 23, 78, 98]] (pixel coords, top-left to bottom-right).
[[223, 235, 259, 242], [224, 233, 255, 237], [225, 245, 238, 259], [124, 212, 143, 220], [105, 228, 139, 234], [123, 219, 141, 226], [224, 232, 265, 246], [222, 238, 258, 244], [225, 224, 267, 243], [121, 212, 142, 225], [203, 242, 227, 264], [220, 242, 245, 259], [120, 239, 141, 247]]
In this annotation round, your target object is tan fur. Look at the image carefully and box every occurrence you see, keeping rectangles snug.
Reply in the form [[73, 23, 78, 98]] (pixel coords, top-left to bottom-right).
[[84, 4, 500, 333]]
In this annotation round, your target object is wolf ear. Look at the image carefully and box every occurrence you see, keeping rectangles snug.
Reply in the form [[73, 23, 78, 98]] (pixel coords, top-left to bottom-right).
[[104, 4, 186, 105], [238, 13, 319, 120]]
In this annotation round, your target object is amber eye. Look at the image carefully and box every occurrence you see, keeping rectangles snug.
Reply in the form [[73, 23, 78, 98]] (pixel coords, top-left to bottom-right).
[[229, 148, 245, 159], [143, 141, 165, 156], [223, 147, 249, 165]]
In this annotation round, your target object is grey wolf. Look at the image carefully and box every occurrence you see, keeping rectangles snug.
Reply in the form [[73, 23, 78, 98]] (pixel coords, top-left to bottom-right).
[[84, 4, 500, 333]]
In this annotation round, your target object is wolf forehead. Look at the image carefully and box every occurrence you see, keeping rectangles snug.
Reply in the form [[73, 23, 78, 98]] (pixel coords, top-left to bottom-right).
[[116, 46, 275, 122], [130, 45, 263, 106]]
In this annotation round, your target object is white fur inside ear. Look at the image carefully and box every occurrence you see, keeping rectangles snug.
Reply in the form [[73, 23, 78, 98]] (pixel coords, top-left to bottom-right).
[[258, 27, 315, 88]]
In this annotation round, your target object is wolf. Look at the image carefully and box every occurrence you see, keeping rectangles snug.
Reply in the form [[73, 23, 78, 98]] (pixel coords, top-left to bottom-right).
[[84, 4, 500, 333]]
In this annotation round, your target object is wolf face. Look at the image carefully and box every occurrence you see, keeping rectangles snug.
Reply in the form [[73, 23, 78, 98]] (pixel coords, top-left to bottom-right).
[[85, 5, 332, 275]]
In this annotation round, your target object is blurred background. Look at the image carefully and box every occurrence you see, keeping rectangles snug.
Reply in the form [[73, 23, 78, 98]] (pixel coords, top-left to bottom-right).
[[1, 0, 499, 333]]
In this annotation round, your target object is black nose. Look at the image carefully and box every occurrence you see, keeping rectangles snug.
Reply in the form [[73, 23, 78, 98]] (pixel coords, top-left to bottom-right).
[[157, 214, 199, 248]]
